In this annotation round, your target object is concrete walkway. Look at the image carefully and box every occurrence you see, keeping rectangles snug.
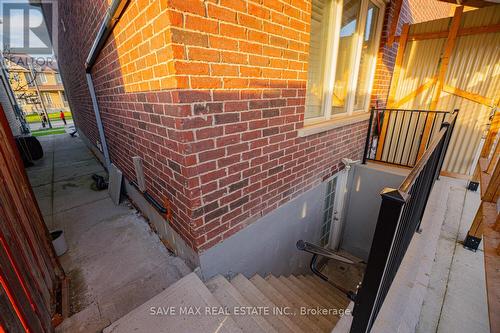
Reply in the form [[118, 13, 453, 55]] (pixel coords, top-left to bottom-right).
[[365, 177, 489, 333], [417, 180, 489, 333], [27, 134, 191, 332]]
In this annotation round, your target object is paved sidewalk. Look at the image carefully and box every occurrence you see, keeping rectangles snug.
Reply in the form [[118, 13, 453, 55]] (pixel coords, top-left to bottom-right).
[[417, 181, 489, 333], [367, 177, 489, 333], [28, 119, 74, 131], [27, 134, 191, 332]]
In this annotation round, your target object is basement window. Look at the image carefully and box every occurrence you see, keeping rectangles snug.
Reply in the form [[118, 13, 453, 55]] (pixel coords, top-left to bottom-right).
[[320, 176, 338, 247], [305, 0, 385, 125]]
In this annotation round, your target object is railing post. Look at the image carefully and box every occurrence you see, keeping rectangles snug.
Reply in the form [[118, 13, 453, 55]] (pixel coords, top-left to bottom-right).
[[433, 123, 450, 181], [362, 108, 375, 164], [350, 188, 408, 333], [435, 109, 458, 180]]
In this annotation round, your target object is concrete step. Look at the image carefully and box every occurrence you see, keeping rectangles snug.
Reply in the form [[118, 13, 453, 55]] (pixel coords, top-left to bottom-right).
[[205, 275, 277, 333], [300, 275, 349, 310], [230, 274, 303, 333], [103, 273, 242, 333], [250, 275, 323, 333], [278, 276, 338, 326], [266, 275, 333, 331], [286, 275, 337, 310], [298, 275, 345, 307], [308, 275, 351, 307]]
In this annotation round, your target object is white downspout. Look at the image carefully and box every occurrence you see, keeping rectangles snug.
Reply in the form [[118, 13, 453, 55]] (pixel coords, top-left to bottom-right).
[[85, 73, 110, 167]]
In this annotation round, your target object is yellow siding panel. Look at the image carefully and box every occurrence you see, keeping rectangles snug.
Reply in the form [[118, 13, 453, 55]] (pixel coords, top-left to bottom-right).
[[388, 5, 500, 176]]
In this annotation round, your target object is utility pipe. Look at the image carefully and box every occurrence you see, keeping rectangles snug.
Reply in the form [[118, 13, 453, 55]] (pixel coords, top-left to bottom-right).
[[85, 0, 129, 168]]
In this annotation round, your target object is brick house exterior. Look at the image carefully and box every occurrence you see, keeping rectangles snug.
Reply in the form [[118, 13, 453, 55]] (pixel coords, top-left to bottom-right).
[[55, 0, 452, 260]]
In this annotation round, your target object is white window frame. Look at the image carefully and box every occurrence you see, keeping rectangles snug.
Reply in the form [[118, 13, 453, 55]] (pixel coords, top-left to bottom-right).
[[37, 72, 48, 84], [44, 93, 53, 106], [305, 0, 385, 126]]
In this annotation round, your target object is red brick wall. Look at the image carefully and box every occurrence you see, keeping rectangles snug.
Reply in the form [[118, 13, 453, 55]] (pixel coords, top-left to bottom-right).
[[57, 0, 448, 253], [371, 0, 453, 107], [56, 1, 109, 146]]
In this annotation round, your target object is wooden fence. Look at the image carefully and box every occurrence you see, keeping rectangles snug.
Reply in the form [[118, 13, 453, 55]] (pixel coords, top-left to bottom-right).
[[0, 106, 63, 332]]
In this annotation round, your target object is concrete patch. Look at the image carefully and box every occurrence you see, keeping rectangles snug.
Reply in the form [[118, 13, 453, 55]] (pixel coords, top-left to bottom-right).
[[27, 166, 53, 187], [52, 198, 131, 246], [53, 159, 103, 183], [436, 246, 489, 333], [417, 182, 489, 333], [52, 173, 109, 214], [54, 146, 94, 164], [52, 134, 87, 151], [55, 302, 109, 333], [27, 135, 192, 333], [416, 185, 466, 332], [32, 183, 53, 217]]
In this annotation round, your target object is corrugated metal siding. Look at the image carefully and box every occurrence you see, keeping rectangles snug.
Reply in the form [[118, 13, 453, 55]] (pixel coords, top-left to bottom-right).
[[388, 5, 500, 175]]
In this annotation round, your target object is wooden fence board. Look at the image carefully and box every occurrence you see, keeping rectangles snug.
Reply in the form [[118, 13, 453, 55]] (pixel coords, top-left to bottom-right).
[[0, 283, 26, 333], [0, 102, 62, 331]]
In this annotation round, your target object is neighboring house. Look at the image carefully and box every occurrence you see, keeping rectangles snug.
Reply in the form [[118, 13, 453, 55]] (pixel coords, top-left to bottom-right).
[[53, 0, 457, 274], [0, 57, 29, 136], [5, 55, 70, 115]]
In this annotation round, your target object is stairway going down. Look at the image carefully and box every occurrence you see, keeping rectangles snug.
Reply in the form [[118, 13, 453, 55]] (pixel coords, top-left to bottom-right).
[[104, 272, 351, 332]]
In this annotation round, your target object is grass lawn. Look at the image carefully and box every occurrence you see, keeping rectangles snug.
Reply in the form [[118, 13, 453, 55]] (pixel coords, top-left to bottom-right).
[[25, 112, 73, 123], [31, 127, 66, 137]]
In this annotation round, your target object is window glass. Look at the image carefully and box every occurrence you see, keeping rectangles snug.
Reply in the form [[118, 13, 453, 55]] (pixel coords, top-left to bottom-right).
[[304, 0, 382, 121], [320, 177, 337, 247], [44, 93, 52, 105], [305, 0, 333, 119], [354, 2, 379, 111], [37, 73, 47, 84], [331, 0, 361, 116]]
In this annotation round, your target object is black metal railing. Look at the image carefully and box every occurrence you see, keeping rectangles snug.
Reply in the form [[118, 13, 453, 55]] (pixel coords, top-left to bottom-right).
[[296, 240, 361, 301], [363, 108, 458, 168], [350, 112, 457, 333]]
